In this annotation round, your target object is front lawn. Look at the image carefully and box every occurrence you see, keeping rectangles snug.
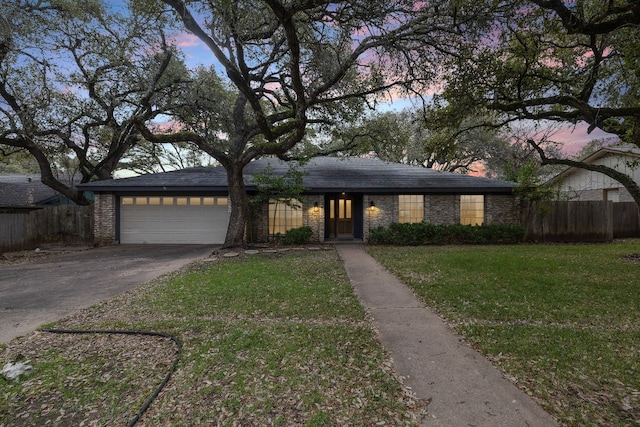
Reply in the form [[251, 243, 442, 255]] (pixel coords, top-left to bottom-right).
[[368, 240, 640, 426], [1, 250, 417, 426]]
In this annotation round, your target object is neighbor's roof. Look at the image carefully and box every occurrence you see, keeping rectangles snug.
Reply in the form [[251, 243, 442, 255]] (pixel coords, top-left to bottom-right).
[[0, 175, 57, 206], [79, 157, 516, 194], [548, 144, 640, 184]]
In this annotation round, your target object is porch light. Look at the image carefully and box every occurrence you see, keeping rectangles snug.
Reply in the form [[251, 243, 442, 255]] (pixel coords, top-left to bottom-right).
[[313, 201, 319, 212], [370, 200, 376, 208]]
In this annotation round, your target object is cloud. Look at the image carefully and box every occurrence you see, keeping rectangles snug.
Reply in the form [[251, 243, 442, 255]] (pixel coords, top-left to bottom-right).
[[170, 32, 202, 48], [149, 119, 185, 133], [551, 123, 619, 155]]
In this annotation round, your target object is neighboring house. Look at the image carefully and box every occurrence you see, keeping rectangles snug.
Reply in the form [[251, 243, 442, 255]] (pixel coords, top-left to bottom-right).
[[0, 175, 76, 213], [79, 157, 519, 245], [550, 145, 640, 202]]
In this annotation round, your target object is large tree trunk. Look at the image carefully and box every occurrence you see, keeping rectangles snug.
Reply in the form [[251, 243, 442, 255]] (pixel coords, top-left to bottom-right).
[[224, 161, 249, 245]]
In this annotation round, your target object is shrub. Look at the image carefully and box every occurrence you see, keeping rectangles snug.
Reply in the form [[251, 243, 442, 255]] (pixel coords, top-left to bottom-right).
[[283, 226, 314, 244], [368, 222, 525, 245]]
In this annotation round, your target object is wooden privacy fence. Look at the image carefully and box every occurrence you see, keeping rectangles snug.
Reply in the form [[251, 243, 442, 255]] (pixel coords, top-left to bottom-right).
[[613, 202, 640, 238], [522, 200, 640, 242], [0, 205, 93, 253]]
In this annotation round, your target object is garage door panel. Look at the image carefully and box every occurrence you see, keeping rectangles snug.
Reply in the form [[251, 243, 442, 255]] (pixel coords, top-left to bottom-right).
[[120, 198, 229, 244]]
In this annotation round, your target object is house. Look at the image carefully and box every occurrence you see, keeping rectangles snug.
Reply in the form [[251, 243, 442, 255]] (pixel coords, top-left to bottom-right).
[[550, 144, 640, 202], [78, 157, 519, 245], [0, 175, 76, 213]]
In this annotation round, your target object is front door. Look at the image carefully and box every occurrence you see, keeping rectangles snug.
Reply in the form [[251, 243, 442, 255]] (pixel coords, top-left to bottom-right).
[[328, 193, 354, 238]]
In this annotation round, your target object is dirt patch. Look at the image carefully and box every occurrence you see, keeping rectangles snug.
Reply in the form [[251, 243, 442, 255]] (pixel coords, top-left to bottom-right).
[[622, 253, 640, 264], [0, 250, 65, 266]]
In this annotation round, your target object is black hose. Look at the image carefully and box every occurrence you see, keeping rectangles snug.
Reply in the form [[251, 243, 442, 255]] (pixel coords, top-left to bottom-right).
[[42, 328, 182, 427]]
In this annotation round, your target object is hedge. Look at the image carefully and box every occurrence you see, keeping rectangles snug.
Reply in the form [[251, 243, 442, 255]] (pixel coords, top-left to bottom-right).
[[283, 226, 314, 244], [368, 222, 525, 245]]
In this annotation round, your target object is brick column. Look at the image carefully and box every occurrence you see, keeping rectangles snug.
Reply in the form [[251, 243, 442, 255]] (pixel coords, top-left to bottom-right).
[[303, 195, 325, 243], [93, 193, 116, 246]]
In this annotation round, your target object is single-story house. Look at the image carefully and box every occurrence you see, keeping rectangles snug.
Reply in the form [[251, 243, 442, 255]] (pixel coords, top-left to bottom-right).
[[549, 144, 640, 202], [79, 156, 519, 245]]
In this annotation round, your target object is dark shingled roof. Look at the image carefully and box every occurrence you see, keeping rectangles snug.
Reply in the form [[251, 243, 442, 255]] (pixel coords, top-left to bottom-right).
[[79, 157, 516, 194], [0, 175, 58, 206]]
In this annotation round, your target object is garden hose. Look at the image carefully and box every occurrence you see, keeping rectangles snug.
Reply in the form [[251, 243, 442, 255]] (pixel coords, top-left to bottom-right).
[[42, 328, 182, 427]]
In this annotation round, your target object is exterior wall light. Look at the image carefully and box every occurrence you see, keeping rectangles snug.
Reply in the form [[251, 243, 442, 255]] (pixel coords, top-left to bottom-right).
[[370, 200, 375, 208], [313, 201, 319, 212]]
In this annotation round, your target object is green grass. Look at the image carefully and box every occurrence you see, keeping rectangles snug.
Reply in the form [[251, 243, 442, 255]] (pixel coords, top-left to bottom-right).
[[368, 240, 640, 426], [1, 250, 416, 426], [147, 253, 363, 320]]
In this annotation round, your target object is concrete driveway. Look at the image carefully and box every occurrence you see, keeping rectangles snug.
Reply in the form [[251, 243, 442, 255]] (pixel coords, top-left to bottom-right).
[[0, 245, 212, 344]]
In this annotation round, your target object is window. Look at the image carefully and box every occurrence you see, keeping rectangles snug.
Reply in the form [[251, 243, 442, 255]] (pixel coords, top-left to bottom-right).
[[605, 189, 619, 202], [460, 195, 484, 225], [398, 195, 424, 223], [269, 199, 302, 235]]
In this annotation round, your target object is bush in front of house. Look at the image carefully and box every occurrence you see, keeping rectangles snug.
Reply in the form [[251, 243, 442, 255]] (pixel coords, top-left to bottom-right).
[[283, 226, 314, 244], [368, 222, 525, 245]]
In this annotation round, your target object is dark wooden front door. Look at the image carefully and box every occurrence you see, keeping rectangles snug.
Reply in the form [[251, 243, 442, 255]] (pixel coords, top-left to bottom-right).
[[329, 194, 354, 238]]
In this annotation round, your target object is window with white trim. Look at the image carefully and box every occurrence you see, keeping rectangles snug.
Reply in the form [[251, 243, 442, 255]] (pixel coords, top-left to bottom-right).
[[460, 195, 484, 225], [398, 195, 424, 223], [269, 199, 302, 235]]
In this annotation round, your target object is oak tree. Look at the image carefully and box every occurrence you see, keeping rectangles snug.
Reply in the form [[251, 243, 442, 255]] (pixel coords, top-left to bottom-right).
[[339, 110, 512, 174], [437, 0, 640, 206], [0, 0, 185, 204], [136, 0, 482, 244]]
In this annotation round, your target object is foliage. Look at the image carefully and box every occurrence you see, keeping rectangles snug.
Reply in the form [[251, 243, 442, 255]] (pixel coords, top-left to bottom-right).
[[249, 164, 305, 211], [368, 241, 640, 426], [118, 140, 216, 174], [368, 222, 525, 245], [0, 149, 39, 174], [283, 226, 313, 245], [137, 0, 486, 244], [248, 163, 306, 237], [504, 157, 560, 202], [0, 0, 187, 203], [435, 0, 640, 206], [340, 110, 512, 174]]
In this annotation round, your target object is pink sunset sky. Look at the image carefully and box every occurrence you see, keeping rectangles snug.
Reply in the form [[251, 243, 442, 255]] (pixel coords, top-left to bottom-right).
[[171, 24, 618, 158]]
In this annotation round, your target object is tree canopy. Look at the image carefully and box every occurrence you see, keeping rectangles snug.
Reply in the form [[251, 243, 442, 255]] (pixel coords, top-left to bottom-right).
[[0, 0, 186, 204], [135, 0, 480, 243], [435, 0, 640, 205], [335, 110, 513, 175]]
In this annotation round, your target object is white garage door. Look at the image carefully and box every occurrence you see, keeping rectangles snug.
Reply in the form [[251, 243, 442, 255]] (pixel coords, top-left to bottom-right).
[[120, 196, 230, 244]]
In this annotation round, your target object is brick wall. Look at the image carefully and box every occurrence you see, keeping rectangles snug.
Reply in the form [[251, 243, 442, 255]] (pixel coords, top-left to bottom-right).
[[485, 194, 520, 224], [425, 195, 459, 224], [363, 195, 395, 240], [97, 192, 520, 245], [93, 193, 115, 245], [303, 195, 325, 243]]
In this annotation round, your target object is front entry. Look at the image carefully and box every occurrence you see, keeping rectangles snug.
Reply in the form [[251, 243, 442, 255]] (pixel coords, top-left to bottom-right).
[[327, 193, 356, 239]]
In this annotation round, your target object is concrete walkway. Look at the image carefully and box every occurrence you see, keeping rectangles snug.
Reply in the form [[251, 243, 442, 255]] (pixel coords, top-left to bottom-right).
[[336, 244, 558, 427]]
